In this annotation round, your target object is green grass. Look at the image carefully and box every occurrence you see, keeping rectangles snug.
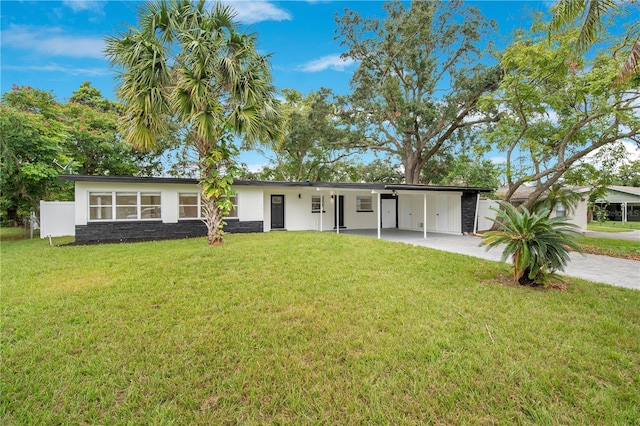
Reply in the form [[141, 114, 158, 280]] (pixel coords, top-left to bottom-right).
[[578, 236, 640, 260], [0, 226, 36, 241], [2, 232, 639, 424], [588, 220, 640, 232]]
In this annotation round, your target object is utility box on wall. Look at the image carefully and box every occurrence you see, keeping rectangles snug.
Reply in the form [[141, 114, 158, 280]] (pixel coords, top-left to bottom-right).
[[40, 201, 75, 238]]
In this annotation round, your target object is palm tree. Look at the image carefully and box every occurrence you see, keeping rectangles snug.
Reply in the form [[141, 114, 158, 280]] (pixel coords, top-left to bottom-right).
[[105, 0, 281, 245], [530, 183, 584, 217], [548, 0, 639, 84], [482, 201, 583, 286]]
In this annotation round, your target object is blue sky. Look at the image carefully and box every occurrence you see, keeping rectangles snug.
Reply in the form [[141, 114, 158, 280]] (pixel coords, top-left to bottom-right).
[[1, 1, 551, 99], [0, 0, 603, 170]]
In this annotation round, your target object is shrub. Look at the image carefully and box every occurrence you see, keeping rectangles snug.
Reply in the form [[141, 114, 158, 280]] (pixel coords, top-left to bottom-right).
[[482, 201, 583, 286]]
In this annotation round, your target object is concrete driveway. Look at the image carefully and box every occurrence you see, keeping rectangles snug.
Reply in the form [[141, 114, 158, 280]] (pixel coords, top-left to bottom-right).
[[341, 229, 640, 290]]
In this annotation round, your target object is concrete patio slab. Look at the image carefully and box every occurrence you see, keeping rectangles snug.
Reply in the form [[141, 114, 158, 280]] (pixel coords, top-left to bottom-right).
[[340, 229, 640, 290]]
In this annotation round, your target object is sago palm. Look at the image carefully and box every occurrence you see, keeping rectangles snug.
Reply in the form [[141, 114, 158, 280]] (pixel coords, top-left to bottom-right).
[[105, 0, 281, 245], [482, 201, 583, 286]]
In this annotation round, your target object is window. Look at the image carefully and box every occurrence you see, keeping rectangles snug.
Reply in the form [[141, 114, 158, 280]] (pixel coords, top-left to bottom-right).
[[311, 195, 325, 213], [179, 193, 199, 219], [226, 195, 238, 218], [140, 193, 161, 219], [89, 193, 113, 220], [178, 193, 238, 219], [555, 202, 567, 218], [356, 196, 373, 212], [89, 191, 161, 221], [116, 192, 137, 220]]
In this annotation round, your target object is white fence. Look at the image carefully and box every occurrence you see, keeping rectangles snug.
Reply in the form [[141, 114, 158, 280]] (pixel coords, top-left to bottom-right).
[[476, 200, 499, 232], [475, 199, 588, 232], [39, 201, 75, 237]]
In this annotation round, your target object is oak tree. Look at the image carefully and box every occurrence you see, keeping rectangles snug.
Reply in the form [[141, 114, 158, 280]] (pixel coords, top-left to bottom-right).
[[335, 0, 501, 183]]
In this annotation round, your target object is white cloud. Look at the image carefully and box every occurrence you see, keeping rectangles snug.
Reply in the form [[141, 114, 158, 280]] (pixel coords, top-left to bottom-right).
[[2, 63, 110, 77], [489, 156, 507, 165], [245, 163, 269, 173], [218, 1, 292, 24], [62, 0, 105, 13], [298, 54, 355, 72], [622, 141, 640, 162], [1, 25, 106, 59], [581, 141, 640, 170]]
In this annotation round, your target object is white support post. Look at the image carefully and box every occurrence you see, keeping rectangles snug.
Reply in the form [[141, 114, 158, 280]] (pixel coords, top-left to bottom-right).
[[623, 202, 628, 224], [336, 191, 340, 234], [320, 193, 324, 232], [423, 193, 427, 239], [377, 192, 381, 239]]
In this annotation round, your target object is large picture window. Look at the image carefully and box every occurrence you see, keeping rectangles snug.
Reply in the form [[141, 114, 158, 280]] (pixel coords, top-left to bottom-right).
[[89, 191, 161, 221], [356, 196, 373, 212]]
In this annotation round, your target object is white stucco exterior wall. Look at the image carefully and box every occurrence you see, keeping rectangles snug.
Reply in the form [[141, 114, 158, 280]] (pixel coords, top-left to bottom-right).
[[238, 187, 264, 222], [261, 188, 380, 232], [70, 179, 473, 236], [75, 181, 188, 225], [551, 197, 588, 231], [75, 181, 266, 226]]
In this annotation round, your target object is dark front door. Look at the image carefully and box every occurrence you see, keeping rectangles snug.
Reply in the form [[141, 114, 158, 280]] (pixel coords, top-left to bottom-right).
[[334, 195, 345, 229], [271, 194, 285, 229]]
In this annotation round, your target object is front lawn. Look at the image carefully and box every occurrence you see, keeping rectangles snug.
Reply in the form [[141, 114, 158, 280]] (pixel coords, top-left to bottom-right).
[[588, 220, 640, 232], [2, 232, 639, 424], [578, 236, 640, 260]]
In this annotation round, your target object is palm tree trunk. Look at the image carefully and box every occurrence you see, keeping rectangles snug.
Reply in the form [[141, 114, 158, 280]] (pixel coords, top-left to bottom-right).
[[197, 137, 236, 247], [201, 191, 224, 246]]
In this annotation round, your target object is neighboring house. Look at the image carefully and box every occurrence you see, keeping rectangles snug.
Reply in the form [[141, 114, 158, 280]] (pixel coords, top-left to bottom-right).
[[487, 185, 590, 231], [60, 175, 491, 244], [595, 186, 640, 223]]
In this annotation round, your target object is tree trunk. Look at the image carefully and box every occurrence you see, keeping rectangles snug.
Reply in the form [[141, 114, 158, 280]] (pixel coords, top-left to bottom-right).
[[403, 156, 422, 184], [201, 190, 225, 246]]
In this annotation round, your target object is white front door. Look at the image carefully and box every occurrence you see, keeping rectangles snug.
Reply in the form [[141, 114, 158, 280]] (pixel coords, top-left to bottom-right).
[[382, 198, 396, 228]]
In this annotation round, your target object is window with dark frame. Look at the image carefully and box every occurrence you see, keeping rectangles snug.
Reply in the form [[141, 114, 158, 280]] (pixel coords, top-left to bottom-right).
[[356, 196, 373, 212]]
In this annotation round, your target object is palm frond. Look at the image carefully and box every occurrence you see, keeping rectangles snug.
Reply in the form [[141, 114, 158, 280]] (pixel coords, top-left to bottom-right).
[[549, 0, 587, 34], [616, 35, 640, 85], [548, 0, 616, 54], [576, 0, 616, 53]]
